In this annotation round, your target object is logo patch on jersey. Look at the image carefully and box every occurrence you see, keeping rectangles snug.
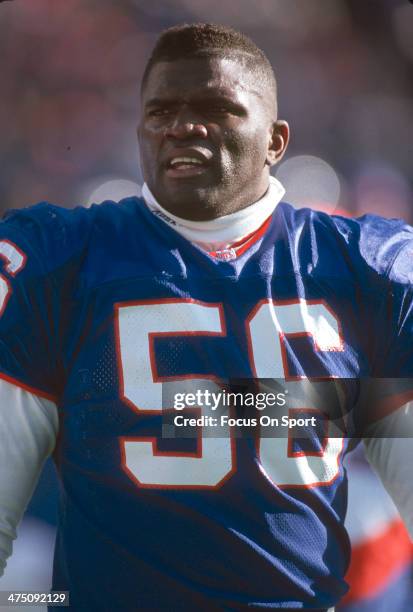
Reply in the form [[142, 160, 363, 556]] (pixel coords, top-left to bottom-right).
[[212, 248, 237, 261]]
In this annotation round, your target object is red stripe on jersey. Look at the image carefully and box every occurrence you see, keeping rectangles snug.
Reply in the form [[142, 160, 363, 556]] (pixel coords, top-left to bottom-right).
[[0, 371, 58, 403], [209, 215, 272, 260]]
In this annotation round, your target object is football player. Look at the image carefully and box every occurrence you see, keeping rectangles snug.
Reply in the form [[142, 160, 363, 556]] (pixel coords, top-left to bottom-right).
[[0, 23, 412, 611]]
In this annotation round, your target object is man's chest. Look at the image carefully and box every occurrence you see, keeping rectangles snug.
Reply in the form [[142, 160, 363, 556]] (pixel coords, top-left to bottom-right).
[[62, 270, 371, 395]]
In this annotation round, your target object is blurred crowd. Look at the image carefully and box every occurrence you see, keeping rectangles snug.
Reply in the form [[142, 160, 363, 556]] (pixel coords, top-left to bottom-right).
[[0, 0, 412, 219]]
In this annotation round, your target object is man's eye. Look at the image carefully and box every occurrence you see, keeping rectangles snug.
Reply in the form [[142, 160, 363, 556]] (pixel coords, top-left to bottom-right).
[[207, 107, 229, 114], [149, 109, 172, 117]]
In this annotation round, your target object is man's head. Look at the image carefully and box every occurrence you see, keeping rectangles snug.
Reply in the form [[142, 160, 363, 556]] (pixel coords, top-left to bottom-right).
[[138, 23, 289, 221]]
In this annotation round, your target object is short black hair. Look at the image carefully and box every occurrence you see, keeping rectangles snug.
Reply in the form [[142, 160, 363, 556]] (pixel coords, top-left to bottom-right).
[[141, 23, 277, 108]]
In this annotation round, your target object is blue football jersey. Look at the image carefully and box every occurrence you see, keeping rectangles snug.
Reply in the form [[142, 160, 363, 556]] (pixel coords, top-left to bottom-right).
[[0, 198, 412, 611]]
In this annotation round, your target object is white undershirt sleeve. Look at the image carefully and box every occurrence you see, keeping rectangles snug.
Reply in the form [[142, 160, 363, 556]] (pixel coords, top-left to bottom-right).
[[363, 402, 413, 539], [0, 378, 58, 577]]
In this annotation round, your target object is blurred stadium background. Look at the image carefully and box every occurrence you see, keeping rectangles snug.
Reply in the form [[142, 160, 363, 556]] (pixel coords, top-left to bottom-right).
[[0, 0, 412, 610]]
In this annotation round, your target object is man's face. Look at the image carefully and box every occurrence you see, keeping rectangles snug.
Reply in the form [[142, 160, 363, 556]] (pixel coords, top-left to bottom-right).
[[138, 56, 288, 221]]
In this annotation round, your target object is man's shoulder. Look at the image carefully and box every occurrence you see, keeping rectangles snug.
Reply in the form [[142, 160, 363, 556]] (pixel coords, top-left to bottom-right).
[[1, 196, 144, 273], [278, 202, 413, 281], [328, 209, 413, 281]]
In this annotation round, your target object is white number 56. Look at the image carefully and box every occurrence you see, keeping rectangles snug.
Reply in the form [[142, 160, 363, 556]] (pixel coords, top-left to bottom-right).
[[115, 298, 343, 490]]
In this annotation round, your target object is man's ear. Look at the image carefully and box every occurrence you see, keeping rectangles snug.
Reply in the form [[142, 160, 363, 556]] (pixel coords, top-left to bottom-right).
[[266, 120, 290, 166]]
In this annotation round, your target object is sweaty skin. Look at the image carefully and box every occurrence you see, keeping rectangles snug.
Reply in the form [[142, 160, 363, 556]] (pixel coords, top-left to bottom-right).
[[138, 56, 289, 221]]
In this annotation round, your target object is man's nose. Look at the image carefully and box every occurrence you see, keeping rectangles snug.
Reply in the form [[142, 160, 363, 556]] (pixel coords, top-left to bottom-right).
[[165, 109, 208, 140]]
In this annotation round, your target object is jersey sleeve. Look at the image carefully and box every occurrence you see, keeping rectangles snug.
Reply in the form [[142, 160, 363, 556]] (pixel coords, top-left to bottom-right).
[[358, 233, 413, 428], [0, 208, 62, 400], [363, 241, 413, 539], [382, 241, 413, 376]]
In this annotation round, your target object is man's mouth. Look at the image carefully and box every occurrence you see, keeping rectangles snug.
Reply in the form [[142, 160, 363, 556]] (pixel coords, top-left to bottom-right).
[[164, 149, 213, 178], [166, 157, 208, 177]]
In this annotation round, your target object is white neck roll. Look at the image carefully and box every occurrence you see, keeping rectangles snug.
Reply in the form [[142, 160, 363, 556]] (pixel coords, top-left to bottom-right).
[[142, 176, 285, 252]]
